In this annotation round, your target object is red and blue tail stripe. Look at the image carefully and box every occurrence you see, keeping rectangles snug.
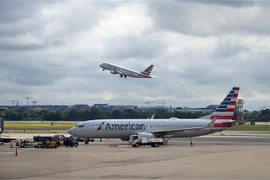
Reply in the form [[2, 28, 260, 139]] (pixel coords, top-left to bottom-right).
[[139, 65, 154, 77], [201, 87, 240, 129]]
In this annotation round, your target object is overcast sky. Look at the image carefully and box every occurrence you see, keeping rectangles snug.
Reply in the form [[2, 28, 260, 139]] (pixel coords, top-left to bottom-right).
[[0, 0, 270, 110]]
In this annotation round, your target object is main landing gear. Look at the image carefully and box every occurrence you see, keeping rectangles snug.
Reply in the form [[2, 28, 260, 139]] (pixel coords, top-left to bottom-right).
[[120, 74, 127, 78], [84, 138, 95, 144]]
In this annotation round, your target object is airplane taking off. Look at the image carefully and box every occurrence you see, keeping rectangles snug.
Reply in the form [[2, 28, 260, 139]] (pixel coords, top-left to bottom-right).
[[99, 62, 155, 78], [68, 87, 239, 144]]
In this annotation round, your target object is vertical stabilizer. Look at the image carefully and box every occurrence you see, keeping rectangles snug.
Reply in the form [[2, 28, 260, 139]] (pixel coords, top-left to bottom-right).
[[140, 65, 154, 77], [200, 87, 239, 128]]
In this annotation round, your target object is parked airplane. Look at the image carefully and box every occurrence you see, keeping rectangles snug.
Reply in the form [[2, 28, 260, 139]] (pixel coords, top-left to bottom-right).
[[68, 87, 239, 144], [99, 62, 155, 78]]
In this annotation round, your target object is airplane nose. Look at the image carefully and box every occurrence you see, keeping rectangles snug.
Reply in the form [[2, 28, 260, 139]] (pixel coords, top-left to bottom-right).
[[68, 127, 76, 136]]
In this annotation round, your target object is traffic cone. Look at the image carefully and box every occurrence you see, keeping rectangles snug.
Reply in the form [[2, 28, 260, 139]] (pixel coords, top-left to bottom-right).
[[15, 147, 18, 156], [10, 141, 13, 148]]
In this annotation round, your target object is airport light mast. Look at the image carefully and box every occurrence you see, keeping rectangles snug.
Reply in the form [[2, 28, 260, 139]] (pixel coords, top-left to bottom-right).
[[144, 102, 155, 108], [158, 102, 165, 108], [25, 97, 31, 106], [32, 100, 38, 107]]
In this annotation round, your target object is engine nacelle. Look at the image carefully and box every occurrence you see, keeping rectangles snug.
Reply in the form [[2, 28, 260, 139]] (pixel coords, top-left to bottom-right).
[[110, 70, 117, 74], [137, 132, 155, 138], [120, 137, 130, 141]]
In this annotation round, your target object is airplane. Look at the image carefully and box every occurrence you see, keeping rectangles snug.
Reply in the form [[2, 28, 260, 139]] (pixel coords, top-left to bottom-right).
[[68, 87, 239, 144], [99, 62, 155, 78]]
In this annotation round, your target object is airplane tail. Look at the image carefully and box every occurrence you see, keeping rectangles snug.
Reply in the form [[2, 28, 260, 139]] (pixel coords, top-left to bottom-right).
[[140, 65, 154, 77], [200, 87, 240, 130]]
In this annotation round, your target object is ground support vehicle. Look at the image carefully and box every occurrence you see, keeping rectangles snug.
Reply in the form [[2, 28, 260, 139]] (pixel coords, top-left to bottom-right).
[[52, 135, 65, 146], [33, 136, 52, 142], [129, 135, 164, 147], [40, 140, 58, 148], [64, 137, 78, 147], [18, 140, 40, 148], [0, 137, 16, 144]]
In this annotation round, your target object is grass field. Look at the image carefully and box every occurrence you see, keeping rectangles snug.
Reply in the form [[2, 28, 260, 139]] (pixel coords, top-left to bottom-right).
[[3, 122, 270, 131], [4, 123, 76, 130], [227, 125, 270, 131]]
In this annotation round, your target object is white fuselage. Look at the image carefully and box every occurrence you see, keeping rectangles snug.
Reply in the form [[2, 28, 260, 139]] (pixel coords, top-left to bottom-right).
[[68, 118, 230, 140], [100, 63, 152, 78]]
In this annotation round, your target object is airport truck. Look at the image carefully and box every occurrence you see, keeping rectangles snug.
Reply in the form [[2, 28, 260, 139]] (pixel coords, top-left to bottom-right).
[[129, 135, 164, 147], [64, 136, 78, 147], [18, 140, 39, 148]]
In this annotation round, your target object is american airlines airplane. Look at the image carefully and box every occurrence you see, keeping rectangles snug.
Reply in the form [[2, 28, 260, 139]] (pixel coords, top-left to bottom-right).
[[99, 62, 155, 78], [68, 87, 239, 144]]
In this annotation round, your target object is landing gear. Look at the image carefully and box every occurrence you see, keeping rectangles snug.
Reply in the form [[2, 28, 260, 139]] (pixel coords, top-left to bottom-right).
[[84, 138, 95, 144], [124, 75, 127, 78], [120, 74, 123, 78], [84, 139, 90, 144]]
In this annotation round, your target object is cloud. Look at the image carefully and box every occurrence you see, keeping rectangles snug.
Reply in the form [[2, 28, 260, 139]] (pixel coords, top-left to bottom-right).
[[148, 1, 270, 36], [0, 1, 270, 110], [211, 41, 250, 59]]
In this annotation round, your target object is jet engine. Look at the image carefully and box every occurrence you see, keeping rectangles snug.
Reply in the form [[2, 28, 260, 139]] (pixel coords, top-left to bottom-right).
[[137, 132, 155, 138], [120, 137, 130, 141], [110, 70, 117, 74]]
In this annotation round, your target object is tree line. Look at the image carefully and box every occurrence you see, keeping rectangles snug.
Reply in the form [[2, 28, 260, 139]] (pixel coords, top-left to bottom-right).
[[1, 108, 270, 122], [2, 108, 209, 121]]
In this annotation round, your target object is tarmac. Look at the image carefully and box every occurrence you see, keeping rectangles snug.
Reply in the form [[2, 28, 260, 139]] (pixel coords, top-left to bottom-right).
[[1, 134, 270, 180]]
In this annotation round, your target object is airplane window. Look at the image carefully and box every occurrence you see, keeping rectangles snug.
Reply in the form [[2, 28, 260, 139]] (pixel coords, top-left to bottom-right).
[[76, 125, 84, 128]]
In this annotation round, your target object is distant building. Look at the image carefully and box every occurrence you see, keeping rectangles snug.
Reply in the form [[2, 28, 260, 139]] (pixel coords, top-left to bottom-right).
[[73, 104, 91, 111], [175, 105, 218, 113], [206, 105, 219, 109], [92, 104, 138, 112]]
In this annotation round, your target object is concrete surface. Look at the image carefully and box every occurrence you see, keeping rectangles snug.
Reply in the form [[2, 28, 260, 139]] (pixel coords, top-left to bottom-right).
[[1, 135, 270, 180]]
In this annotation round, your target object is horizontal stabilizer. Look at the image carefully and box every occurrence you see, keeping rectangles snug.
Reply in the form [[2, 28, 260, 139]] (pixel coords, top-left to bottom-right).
[[207, 117, 217, 128]]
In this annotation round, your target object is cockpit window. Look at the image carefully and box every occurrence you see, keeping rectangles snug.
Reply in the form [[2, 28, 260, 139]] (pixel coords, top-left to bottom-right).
[[76, 124, 84, 128]]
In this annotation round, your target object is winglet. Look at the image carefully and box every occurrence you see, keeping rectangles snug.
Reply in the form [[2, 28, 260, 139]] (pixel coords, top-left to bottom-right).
[[207, 116, 217, 128], [150, 114, 155, 119]]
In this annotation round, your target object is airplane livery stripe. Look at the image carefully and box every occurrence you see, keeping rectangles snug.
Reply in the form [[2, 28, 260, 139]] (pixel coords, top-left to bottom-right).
[[222, 97, 232, 102], [215, 109, 234, 112], [211, 112, 235, 116], [210, 116, 233, 119], [229, 101, 237, 105], [225, 108, 235, 112], [138, 73, 150, 78], [141, 72, 150, 75], [214, 123, 234, 127], [217, 105, 236, 109], [217, 105, 228, 109]]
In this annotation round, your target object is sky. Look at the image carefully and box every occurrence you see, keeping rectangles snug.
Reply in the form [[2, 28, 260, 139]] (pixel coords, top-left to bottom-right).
[[0, 0, 270, 111]]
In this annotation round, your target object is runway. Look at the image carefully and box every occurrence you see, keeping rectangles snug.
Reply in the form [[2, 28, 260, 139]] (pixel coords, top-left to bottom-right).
[[1, 134, 270, 180]]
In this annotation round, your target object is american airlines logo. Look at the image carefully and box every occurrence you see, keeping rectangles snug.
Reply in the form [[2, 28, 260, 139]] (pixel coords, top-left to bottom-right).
[[97, 122, 146, 131], [96, 121, 105, 130]]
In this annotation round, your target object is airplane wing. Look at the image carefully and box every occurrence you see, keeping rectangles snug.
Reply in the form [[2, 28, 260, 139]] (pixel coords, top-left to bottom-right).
[[149, 117, 217, 137], [114, 69, 123, 75]]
